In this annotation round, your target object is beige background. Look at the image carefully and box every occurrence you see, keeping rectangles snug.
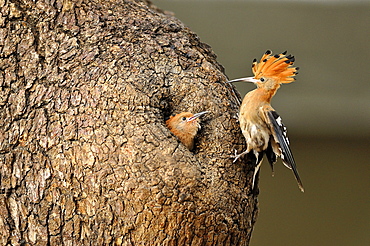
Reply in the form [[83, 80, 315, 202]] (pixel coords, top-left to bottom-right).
[[154, 1, 370, 245]]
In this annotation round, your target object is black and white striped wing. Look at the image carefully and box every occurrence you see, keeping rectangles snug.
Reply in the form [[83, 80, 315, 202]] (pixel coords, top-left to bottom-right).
[[267, 110, 304, 192]]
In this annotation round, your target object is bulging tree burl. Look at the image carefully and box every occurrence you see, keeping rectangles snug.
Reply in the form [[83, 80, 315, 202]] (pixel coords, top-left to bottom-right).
[[0, 0, 258, 245]]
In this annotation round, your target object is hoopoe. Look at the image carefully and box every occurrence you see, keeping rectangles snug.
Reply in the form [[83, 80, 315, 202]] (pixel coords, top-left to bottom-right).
[[166, 111, 208, 150], [228, 50, 304, 192]]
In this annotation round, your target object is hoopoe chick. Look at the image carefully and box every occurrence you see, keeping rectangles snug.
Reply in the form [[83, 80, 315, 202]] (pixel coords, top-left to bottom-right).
[[228, 50, 304, 192], [166, 111, 208, 150]]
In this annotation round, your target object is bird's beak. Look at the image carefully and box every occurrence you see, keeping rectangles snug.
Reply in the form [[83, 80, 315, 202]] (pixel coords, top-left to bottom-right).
[[227, 77, 258, 84], [187, 111, 208, 122]]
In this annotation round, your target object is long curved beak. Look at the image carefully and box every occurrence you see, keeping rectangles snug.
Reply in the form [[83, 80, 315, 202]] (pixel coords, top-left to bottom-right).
[[187, 111, 208, 122], [227, 77, 258, 84]]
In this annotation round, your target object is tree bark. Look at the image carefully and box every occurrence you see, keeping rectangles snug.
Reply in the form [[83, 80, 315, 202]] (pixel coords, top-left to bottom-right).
[[0, 0, 258, 245]]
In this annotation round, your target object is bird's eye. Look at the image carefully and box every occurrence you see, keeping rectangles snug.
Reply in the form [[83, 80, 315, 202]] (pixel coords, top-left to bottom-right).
[[182, 117, 187, 121], [260, 78, 265, 82]]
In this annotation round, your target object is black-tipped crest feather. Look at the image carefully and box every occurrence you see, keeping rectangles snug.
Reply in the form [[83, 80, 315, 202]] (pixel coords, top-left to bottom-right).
[[252, 50, 299, 84]]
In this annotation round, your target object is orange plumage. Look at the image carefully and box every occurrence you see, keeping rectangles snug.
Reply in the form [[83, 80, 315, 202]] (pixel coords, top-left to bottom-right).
[[166, 111, 208, 150], [252, 50, 299, 84], [228, 50, 304, 192]]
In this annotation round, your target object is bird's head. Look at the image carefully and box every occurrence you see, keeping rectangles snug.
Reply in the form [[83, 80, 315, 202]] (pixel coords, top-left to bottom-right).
[[166, 111, 208, 150], [166, 111, 208, 136], [228, 50, 299, 91]]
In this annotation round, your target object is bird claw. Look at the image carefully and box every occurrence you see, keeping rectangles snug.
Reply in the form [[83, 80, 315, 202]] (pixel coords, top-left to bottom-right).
[[230, 149, 247, 163]]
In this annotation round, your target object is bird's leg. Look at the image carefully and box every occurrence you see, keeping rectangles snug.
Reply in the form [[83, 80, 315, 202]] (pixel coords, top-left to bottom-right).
[[231, 149, 249, 163]]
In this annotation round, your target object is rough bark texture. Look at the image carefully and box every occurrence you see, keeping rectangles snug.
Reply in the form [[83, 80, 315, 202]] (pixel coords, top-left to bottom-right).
[[0, 0, 258, 245]]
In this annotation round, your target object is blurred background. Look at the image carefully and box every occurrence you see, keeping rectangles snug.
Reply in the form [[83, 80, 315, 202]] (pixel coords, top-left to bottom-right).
[[154, 0, 369, 245]]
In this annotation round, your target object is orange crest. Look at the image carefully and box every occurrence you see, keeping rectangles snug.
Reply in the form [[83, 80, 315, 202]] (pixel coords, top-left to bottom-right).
[[252, 50, 299, 84]]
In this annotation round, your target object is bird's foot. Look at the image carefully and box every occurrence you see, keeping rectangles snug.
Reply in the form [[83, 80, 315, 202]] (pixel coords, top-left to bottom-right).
[[231, 149, 248, 163]]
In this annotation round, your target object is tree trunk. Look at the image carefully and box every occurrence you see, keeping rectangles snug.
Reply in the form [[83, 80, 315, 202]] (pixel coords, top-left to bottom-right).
[[0, 0, 258, 245]]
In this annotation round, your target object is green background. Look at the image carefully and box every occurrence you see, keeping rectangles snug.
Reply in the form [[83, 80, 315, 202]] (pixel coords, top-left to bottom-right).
[[154, 1, 370, 245]]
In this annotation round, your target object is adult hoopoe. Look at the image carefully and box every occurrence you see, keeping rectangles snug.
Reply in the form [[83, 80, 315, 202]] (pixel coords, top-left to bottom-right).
[[166, 111, 208, 150], [228, 50, 304, 192]]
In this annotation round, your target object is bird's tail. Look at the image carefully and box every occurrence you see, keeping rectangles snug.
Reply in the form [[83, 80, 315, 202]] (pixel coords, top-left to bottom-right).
[[248, 151, 264, 191]]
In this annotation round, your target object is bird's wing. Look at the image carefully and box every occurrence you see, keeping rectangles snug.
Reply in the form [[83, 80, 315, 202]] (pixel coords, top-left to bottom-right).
[[266, 110, 304, 192]]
